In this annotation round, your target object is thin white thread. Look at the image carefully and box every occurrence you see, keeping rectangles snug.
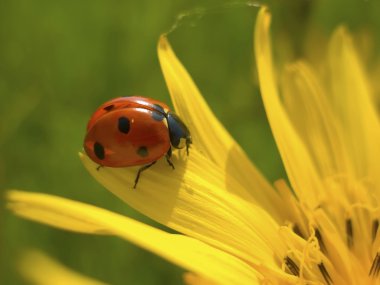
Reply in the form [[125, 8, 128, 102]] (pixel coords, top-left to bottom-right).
[[164, 1, 262, 36]]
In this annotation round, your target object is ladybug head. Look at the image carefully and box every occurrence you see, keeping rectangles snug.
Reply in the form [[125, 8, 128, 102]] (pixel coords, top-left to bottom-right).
[[166, 112, 192, 155]]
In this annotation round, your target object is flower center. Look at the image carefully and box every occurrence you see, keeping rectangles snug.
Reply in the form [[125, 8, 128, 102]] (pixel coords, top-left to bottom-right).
[[275, 179, 380, 284]]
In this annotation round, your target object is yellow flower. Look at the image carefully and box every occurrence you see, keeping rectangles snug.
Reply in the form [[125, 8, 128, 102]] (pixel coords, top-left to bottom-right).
[[7, 6, 380, 284]]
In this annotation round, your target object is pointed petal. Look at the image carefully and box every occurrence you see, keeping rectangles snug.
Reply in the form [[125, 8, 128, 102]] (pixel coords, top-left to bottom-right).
[[280, 63, 372, 209], [19, 250, 108, 285], [281, 62, 352, 179], [157, 35, 286, 221], [79, 151, 288, 272], [8, 191, 259, 285], [254, 7, 325, 208], [327, 27, 380, 197]]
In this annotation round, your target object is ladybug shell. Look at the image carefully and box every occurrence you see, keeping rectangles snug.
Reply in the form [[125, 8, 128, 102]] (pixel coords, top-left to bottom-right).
[[86, 96, 170, 131], [84, 107, 171, 167]]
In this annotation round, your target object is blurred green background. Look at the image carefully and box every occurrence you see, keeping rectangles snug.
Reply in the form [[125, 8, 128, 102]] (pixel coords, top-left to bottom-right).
[[1, 0, 379, 284]]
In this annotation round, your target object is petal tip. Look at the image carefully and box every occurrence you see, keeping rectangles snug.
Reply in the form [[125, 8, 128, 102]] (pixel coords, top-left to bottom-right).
[[6, 189, 22, 201], [331, 25, 352, 46], [257, 5, 271, 25], [158, 35, 170, 52]]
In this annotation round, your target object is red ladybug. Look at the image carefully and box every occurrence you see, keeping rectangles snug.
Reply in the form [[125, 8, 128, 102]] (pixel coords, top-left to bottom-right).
[[84, 96, 192, 188]]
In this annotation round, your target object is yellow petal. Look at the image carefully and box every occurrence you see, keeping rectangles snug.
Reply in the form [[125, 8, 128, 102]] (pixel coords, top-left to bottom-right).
[[254, 7, 325, 208], [183, 273, 219, 285], [279, 63, 371, 209], [157, 35, 286, 222], [328, 27, 380, 198], [281, 62, 352, 179], [8, 191, 259, 285], [19, 250, 108, 285], [79, 150, 290, 274]]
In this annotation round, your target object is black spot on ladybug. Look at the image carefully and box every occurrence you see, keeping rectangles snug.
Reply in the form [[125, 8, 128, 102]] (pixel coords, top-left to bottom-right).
[[94, 142, 105, 160], [151, 110, 165, 121], [118, 116, 130, 134], [103, 104, 114, 111], [137, 146, 148, 157]]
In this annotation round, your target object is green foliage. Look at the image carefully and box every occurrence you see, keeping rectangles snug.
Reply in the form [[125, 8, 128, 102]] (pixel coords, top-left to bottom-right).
[[1, 0, 379, 284]]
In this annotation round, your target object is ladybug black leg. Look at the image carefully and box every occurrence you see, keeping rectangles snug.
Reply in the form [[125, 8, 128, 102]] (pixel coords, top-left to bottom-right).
[[96, 165, 104, 171], [134, 161, 156, 189], [166, 155, 175, 170], [186, 137, 192, 156], [166, 148, 175, 170]]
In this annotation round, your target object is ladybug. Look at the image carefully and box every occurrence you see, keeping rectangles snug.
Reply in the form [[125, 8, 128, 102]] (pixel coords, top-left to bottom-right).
[[84, 96, 192, 188]]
